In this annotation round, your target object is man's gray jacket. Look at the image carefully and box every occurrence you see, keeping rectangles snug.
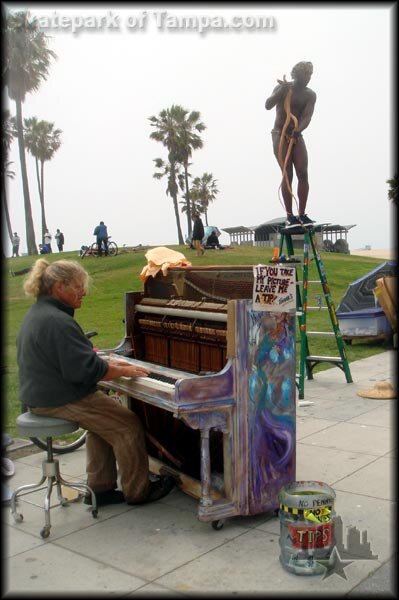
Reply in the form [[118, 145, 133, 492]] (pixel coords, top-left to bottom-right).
[[17, 296, 108, 408]]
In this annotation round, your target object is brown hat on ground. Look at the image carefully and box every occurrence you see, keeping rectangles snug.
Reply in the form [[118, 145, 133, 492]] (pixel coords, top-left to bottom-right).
[[357, 381, 396, 399]]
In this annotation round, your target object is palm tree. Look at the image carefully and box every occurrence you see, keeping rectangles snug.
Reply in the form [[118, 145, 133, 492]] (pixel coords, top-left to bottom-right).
[[4, 10, 56, 255], [3, 162, 16, 245], [23, 117, 62, 242], [153, 158, 185, 244], [172, 106, 206, 236], [149, 105, 206, 238], [386, 175, 397, 207], [2, 109, 16, 243], [189, 173, 219, 226], [149, 107, 186, 244]]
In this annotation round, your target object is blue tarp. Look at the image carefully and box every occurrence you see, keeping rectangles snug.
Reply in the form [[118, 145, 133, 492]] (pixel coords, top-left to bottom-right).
[[186, 225, 222, 248], [336, 260, 397, 313]]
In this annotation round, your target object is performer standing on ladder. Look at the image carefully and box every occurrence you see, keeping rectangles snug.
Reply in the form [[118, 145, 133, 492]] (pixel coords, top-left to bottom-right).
[[265, 61, 316, 229]]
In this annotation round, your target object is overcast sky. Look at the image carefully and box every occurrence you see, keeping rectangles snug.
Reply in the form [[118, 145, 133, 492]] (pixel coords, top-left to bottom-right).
[[4, 2, 395, 254]]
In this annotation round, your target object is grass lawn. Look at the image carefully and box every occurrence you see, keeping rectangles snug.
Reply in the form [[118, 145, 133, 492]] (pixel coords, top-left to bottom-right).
[[3, 244, 392, 438]]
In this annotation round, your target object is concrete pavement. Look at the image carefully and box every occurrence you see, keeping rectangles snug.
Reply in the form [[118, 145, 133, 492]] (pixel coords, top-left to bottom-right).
[[2, 350, 396, 597]]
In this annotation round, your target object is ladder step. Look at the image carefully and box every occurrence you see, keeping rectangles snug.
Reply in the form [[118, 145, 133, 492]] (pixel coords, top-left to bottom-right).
[[306, 331, 335, 337], [306, 355, 343, 363], [284, 260, 303, 264]]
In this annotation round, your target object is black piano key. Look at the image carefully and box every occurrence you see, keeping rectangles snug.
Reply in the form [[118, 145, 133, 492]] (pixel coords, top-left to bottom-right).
[[149, 372, 177, 385]]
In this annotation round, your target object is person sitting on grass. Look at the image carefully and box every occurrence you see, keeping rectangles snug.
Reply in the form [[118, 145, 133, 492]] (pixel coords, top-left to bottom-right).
[[206, 231, 223, 249]]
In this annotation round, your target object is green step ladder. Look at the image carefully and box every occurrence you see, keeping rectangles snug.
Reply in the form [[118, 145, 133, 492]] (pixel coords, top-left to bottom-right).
[[279, 227, 352, 399]]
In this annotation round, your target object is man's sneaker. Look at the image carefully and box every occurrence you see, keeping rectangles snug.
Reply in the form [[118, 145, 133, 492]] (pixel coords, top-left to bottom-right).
[[284, 214, 302, 228], [298, 214, 315, 227], [127, 476, 176, 505]]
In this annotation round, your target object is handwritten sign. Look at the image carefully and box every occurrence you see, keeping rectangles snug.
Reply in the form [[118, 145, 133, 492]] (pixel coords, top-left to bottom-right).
[[252, 265, 296, 312]]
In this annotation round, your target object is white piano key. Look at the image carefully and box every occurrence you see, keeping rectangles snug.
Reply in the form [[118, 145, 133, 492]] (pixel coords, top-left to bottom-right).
[[135, 376, 175, 391]]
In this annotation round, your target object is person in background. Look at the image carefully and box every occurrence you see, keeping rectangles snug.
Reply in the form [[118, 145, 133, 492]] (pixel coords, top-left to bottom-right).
[[185, 236, 194, 250], [44, 230, 53, 253], [192, 213, 205, 257], [17, 259, 175, 506], [55, 229, 64, 252], [206, 230, 222, 249], [93, 221, 108, 257], [11, 233, 20, 257]]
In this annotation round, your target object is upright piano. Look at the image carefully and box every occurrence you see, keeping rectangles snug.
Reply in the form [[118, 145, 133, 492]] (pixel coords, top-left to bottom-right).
[[98, 266, 296, 527]]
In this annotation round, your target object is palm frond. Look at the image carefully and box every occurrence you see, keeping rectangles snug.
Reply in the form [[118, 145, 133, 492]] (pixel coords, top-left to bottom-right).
[[4, 10, 57, 102]]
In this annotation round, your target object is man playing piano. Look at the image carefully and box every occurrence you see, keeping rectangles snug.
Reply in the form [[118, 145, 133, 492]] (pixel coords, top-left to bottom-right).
[[16, 259, 175, 506]]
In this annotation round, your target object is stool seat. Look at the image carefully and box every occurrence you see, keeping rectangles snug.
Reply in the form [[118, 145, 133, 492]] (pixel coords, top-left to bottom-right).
[[16, 412, 78, 438]]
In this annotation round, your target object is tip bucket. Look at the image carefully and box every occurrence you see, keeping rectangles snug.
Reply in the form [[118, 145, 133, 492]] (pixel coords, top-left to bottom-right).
[[278, 480, 336, 576]]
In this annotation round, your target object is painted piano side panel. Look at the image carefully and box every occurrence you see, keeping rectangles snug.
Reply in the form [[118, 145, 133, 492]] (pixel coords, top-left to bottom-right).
[[235, 301, 296, 515]]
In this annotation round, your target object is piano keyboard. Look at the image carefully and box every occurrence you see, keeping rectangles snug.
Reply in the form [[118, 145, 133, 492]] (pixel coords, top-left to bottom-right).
[[149, 372, 177, 385], [120, 372, 176, 383], [120, 372, 177, 390], [108, 352, 193, 385], [134, 375, 175, 392]]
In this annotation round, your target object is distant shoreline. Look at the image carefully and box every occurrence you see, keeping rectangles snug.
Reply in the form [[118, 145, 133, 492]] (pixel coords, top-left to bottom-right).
[[350, 249, 395, 260]]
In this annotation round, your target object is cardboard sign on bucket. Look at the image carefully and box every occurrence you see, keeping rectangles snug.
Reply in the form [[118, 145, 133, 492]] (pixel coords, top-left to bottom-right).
[[278, 480, 336, 576]]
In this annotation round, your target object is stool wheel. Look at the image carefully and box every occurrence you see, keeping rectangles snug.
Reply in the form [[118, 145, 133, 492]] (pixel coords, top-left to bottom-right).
[[40, 526, 50, 539]]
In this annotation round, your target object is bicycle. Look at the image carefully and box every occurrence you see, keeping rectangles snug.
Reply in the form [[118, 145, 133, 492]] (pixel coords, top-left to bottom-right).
[[22, 331, 99, 454], [80, 236, 118, 259]]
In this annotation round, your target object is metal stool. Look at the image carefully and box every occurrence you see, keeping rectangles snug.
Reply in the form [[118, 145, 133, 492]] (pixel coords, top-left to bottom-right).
[[11, 412, 98, 538]]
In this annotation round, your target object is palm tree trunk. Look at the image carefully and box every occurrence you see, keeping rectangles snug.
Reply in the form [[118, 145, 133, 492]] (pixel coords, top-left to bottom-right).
[[39, 159, 48, 241], [184, 163, 192, 236], [35, 156, 42, 198], [15, 97, 38, 255], [170, 162, 184, 244], [2, 178, 14, 242], [172, 192, 184, 245], [35, 157, 44, 242]]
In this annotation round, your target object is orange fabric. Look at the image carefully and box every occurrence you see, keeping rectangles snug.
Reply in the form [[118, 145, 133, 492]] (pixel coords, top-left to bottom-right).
[[139, 247, 192, 282]]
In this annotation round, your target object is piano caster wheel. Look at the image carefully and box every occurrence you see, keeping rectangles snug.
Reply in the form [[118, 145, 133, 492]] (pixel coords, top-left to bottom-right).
[[211, 519, 225, 531], [92, 509, 98, 518], [13, 513, 23, 524]]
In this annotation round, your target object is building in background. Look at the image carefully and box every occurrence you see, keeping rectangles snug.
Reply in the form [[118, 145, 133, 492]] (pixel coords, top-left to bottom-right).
[[222, 218, 356, 253]]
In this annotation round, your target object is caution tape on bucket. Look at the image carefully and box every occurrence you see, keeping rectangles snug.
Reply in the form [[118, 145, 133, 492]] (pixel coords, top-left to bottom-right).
[[280, 503, 332, 523]]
